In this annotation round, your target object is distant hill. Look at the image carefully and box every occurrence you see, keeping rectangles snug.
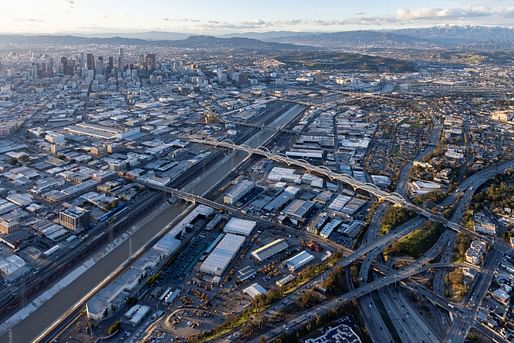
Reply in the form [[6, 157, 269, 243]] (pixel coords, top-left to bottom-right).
[[2, 26, 512, 50], [276, 51, 419, 73], [0, 34, 310, 51], [225, 26, 514, 50], [270, 30, 437, 49], [219, 31, 317, 40], [167, 35, 308, 50], [74, 31, 193, 41], [392, 26, 514, 46]]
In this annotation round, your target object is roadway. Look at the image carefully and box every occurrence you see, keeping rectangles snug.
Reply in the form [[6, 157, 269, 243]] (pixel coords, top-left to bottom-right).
[[375, 120, 447, 342], [433, 159, 514, 308], [252, 262, 474, 342], [445, 248, 504, 343], [355, 203, 394, 343], [256, 156, 512, 343], [182, 136, 503, 244], [11, 102, 308, 343], [380, 286, 438, 343]]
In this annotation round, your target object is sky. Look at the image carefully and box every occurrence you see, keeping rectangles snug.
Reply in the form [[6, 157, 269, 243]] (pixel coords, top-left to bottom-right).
[[1, 0, 514, 34]]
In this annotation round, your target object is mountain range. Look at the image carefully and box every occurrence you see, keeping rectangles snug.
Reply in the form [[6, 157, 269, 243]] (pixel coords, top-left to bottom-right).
[[0, 34, 308, 51], [1, 26, 513, 50], [235, 26, 514, 49]]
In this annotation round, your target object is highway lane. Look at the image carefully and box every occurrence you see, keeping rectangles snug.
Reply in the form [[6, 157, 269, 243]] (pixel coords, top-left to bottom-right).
[[247, 158, 509, 342], [445, 248, 503, 343], [6, 102, 308, 343], [381, 284, 440, 343], [360, 123, 441, 343], [356, 203, 394, 343], [253, 262, 472, 342], [433, 159, 514, 309], [334, 143, 508, 343], [396, 287, 439, 342]]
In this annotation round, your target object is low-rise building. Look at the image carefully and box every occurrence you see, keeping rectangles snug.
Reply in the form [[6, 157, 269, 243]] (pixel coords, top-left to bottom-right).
[[200, 233, 245, 276], [123, 304, 151, 327], [223, 180, 254, 205], [473, 212, 496, 236], [243, 283, 267, 299], [251, 239, 288, 262], [0, 254, 29, 281], [59, 206, 90, 231], [223, 217, 256, 237], [285, 250, 315, 272]]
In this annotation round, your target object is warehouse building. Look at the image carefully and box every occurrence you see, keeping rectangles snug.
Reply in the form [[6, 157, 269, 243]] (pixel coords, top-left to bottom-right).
[[282, 199, 315, 225], [0, 254, 29, 281], [264, 186, 300, 212], [243, 283, 267, 299], [223, 180, 254, 205], [328, 194, 352, 212], [86, 230, 181, 323], [251, 239, 289, 262], [223, 217, 256, 237], [341, 197, 367, 215], [320, 218, 342, 239], [200, 233, 246, 276], [123, 304, 151, 327], [285, 251, 315, 272], [267, 167, 301, 183]]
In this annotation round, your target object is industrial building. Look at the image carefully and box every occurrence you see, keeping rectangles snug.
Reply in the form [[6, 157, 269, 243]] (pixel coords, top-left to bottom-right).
[[223, 217, 256, 237], [251, 239, 289, 262], [86, 228, 182, 323], [276, 274, 296, 288], [285, 250, 315, 272], [59, 206, 90, 231], [267, 167, 301, 183], [65, 122, 140, 140], [320, 218, 342, 238], [200, 233, 246, 276], [238, 265, 257, 282], [328, 194, 352, 212], [0, 254, 29, 281], [285, 150, 324, 159], [243, 283, 267, 299], [223, 180, 254, 205], [264, 186, 300, 212], [123, 304, 151, 327], [282, 199, 315, 224]]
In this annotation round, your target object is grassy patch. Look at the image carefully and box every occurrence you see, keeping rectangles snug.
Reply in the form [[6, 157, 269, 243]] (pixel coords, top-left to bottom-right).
[[379, 206, 416, 236], [385, 222, 443, 258]]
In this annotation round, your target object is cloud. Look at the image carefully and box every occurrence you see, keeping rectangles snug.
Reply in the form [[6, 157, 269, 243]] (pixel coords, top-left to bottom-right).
[[64, 0, 75, 8], [14, 18, 44, 23], [160, 6, 514, 32], [395, 7, 496, 21]]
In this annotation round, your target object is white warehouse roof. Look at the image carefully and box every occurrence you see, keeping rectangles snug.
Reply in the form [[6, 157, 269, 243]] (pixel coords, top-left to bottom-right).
[[223, 217, 257, 237], [285, 250, 315, 272], [200, 233, 246, 276], [0, 254, 27, 276], [251, 239, 289, 262], [243, 283, 267, 299]]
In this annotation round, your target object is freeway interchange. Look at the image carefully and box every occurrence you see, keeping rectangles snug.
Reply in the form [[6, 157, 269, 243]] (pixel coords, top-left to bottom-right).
[[10, 102, 512, 343], [145, 138, 513, 342]]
